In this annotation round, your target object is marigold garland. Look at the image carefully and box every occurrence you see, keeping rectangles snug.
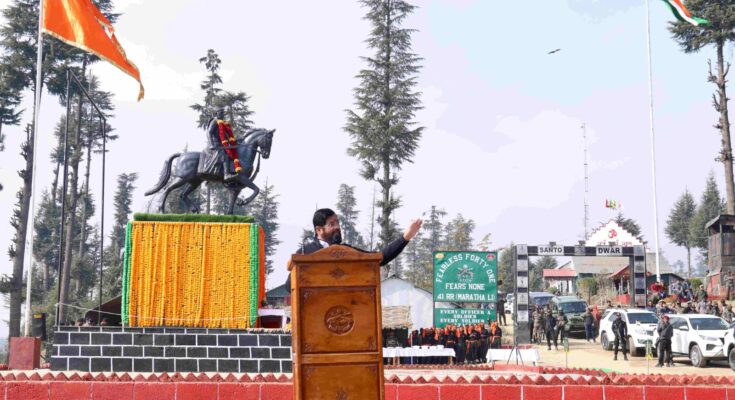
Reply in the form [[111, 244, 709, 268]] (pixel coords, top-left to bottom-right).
[[122, 221, 264, 328]]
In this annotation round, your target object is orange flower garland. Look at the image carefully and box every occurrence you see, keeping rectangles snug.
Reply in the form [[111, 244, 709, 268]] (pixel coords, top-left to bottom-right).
[[123, 221, 263, 328]]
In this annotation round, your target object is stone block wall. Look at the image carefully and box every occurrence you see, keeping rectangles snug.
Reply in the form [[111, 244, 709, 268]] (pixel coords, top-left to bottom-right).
[[50, 326, 293, 373]]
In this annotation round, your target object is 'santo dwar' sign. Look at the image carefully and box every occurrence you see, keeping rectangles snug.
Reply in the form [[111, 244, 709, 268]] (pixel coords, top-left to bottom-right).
[[433, 251, 498, 302]]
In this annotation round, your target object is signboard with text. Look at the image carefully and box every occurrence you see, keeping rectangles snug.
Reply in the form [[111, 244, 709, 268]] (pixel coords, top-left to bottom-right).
[[434, 308, 497, 328], [433, 251, 498, 302]]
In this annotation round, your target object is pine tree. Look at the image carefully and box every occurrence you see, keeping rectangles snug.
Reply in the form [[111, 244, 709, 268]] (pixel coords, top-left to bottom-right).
[[665, 189, 697, 278], [190, 49, 223, 129], [689, 173, 726, 255], [669, 1, 735, 214], [32, 190, 60, 291], [3, 124, 33, 339], [335, 184, 366, 247], [530, 256, 557, 291], [0, 62, 25, 192], [0, 0, 119, 328], [400, 229, 422, 285], [415, 206, 445, 290], [443, 214, 475, 251], [497, 244, 516, 294], [345, 0, 424, 249], [614, 212, 643, 241], [103, 173, 137, 298], [245, 181, 280, 276]]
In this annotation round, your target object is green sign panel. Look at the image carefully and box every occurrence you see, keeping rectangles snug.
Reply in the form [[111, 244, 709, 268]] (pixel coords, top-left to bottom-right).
[[433, 251, 498, 302], [434, 308, 497, 328]]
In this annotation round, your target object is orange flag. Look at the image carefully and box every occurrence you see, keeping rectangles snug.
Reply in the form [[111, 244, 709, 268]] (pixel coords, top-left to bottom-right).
[[42, 0, 144, 100]]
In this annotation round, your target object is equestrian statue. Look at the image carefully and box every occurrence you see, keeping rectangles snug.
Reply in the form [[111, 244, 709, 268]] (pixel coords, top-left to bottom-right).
[[145, 109, 275, 214]]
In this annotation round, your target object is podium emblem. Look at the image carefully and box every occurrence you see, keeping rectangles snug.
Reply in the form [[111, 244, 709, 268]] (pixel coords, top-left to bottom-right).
[[329, 268, 346, 279], [325, 306, 355, 335]]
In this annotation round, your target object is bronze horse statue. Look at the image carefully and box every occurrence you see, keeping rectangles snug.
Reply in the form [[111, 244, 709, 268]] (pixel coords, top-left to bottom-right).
[[145, 128, 274, 214]]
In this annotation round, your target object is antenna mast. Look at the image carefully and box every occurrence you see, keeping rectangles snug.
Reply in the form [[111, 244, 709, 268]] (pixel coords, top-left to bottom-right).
[[583, 123, 589, 240]]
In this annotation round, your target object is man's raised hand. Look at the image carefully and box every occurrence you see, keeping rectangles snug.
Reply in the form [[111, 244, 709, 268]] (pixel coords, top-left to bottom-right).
[[403, 218, 423, 241]]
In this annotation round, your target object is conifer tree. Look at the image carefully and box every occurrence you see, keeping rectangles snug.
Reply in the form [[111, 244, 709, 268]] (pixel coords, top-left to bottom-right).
[[665, 189, 697, 277], [444, 214, 475, 251], [335, 184, 366, 248], [244, 181, 280, 276], [345, 0, 423, 248], [4, 124, 33, 338], [415, 206, 445, 290], [613, 212, 644, 242], [689, 173, 726, 257], [103, 173, 137, 298], [670, 1, 735, 214], [530, 256, 557, 292], [190, 49, 223, 129]]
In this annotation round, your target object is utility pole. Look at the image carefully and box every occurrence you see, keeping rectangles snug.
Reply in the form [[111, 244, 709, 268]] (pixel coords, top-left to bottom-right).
[[582, 123, 590, 241]]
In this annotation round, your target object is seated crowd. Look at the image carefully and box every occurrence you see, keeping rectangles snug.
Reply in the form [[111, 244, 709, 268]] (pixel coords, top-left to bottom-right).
[[383, 322, 503, 364]]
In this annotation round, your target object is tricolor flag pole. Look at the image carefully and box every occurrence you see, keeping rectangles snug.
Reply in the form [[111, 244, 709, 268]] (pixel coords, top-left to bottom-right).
[[644, 0, 662, 282], [24, 0, 46, 336]]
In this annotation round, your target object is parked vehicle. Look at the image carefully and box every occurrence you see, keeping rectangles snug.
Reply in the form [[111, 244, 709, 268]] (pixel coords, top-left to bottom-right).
[[652, 314, 729, 367], [529, 292, 554, 308], [550, 296, 588, 332], [725, 324, 735, 371], [599, 308, 658, 356]]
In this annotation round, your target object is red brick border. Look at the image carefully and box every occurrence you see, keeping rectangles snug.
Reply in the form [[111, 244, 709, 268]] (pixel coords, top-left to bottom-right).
[[0, 371, 731, 399]]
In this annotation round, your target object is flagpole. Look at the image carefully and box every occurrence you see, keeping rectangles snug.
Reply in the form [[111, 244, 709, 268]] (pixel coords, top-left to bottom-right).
[[645, 0, 662, 282], [24, 0, 45, 336]]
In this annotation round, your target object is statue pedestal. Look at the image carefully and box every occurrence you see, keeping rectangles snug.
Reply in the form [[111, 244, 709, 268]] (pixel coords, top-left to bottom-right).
[[289, 245, 385, 400]]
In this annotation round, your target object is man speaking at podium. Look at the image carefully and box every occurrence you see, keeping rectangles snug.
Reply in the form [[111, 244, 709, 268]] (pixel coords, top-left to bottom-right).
[[286, 208, 422, 288]]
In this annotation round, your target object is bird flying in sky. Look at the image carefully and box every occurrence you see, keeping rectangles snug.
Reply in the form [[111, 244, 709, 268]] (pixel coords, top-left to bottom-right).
[[547, 48, 561, 54]]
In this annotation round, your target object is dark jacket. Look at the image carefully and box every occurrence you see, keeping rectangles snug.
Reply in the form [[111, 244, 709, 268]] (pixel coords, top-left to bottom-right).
[[582, 311, 594, 326], [285, 235, 409, 288], [544, 314, 557, 331], [612, 318, 627, 338], [657, 322, 674, 340]]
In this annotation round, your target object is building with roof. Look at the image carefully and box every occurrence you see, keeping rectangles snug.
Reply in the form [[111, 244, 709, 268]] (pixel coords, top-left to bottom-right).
[[265, 283, 291, 307], [381, 276, 457, 329], [540, 219, 685, 298], [266, 276, 458, 329], [542, 267, 577, 294]]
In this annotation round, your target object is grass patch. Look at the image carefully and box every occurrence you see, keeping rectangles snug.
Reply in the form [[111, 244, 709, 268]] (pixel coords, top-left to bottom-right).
[[133, 213, 255, 224]]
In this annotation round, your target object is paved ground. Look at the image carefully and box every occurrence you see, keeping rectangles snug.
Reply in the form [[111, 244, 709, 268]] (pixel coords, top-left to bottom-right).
[[534, 334, 731, 375], [490, 316, 733, 376]]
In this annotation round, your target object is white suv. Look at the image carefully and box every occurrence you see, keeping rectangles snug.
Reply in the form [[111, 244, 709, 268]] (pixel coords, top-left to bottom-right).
[[599, 309, 658, 356], [722, 323, 735, 371], [653, 314, 729, 368]]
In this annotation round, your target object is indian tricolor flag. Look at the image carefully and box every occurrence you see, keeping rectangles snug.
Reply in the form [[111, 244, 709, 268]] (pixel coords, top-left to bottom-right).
[[662, 0, 709, 26]]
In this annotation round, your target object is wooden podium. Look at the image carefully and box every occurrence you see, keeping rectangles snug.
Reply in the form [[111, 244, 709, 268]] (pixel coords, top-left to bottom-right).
[[288, 245, 385, 400]]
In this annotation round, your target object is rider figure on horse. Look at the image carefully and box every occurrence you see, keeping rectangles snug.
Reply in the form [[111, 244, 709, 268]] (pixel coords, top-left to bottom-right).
[[206, 108, 241, 182]]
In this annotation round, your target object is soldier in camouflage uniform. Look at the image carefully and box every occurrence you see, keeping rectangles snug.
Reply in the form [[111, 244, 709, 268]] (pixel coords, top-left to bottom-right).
[[532, 305, 545, 344], [723, 305, 734, 324]]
